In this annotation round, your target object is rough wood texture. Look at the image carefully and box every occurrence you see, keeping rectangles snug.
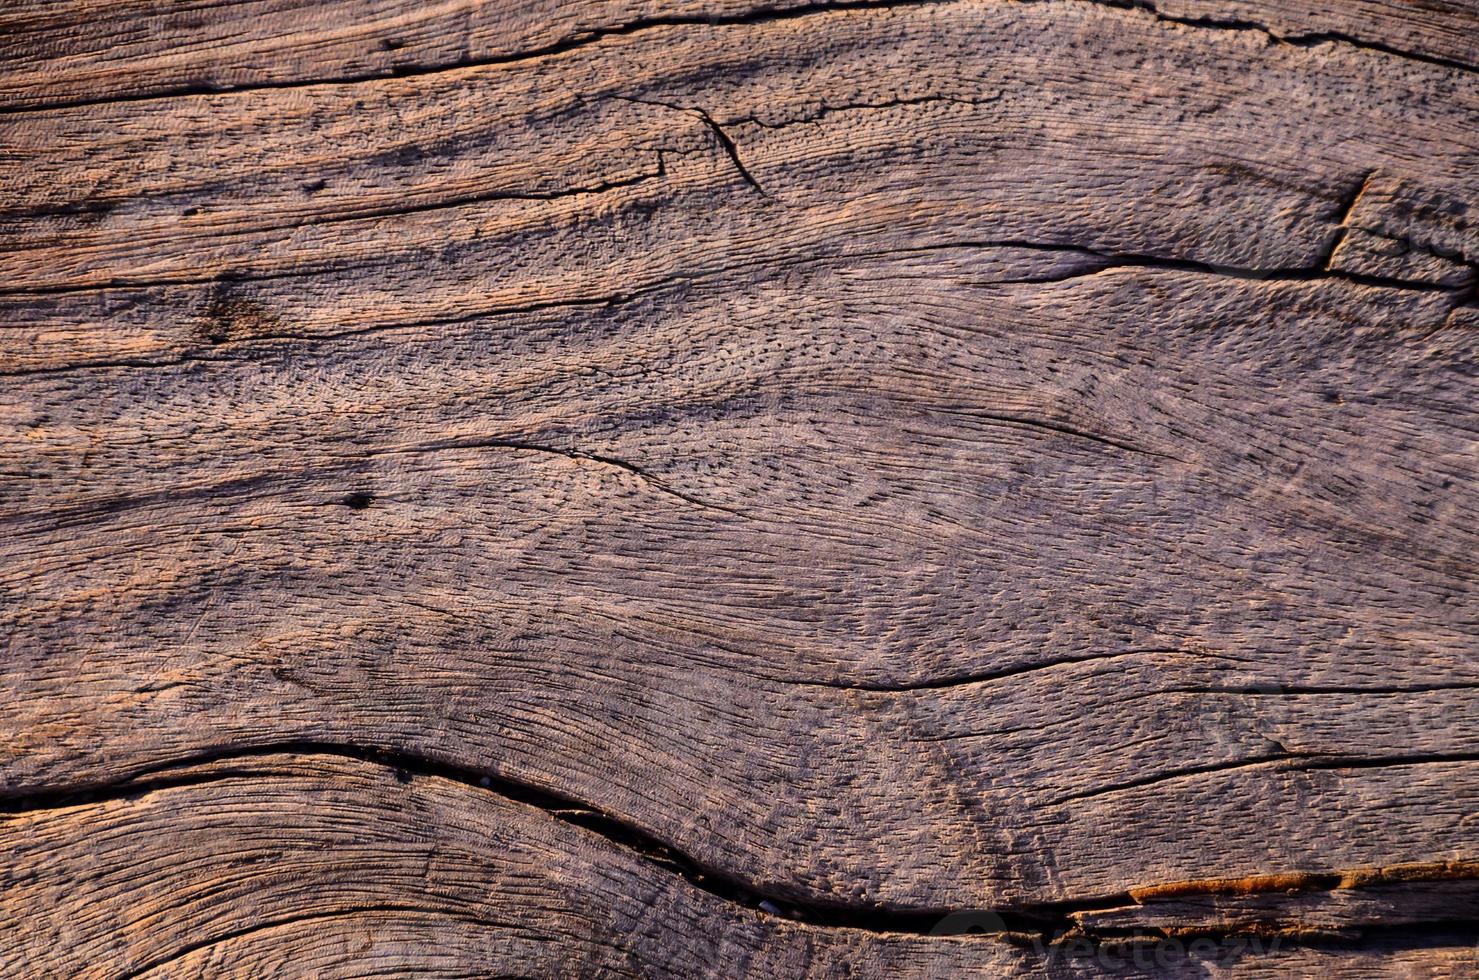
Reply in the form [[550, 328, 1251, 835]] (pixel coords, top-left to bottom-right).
[[2, 0, 1476, 976]]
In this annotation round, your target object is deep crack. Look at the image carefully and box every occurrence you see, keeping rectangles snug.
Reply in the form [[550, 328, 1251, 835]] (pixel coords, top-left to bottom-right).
[[5, 743, 1476, 948], [615, 96, 769, 195]]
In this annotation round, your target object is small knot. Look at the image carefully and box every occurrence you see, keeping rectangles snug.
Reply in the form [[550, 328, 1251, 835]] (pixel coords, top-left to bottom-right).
[[342, 492, 375, 510]]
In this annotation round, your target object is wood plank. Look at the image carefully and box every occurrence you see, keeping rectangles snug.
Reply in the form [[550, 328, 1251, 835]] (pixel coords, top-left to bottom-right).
[[5, 249, 1474, 909], [0, 0, 842, 111], [1128, 0, 1479, 71], [0, 752, 1023, 978], [1076, 873, 1479, 935], [4, 1, 1475, 112], [4, 752, 1476, 977], [2, 0, 1476, 974], [4, 1, 1477, 303]]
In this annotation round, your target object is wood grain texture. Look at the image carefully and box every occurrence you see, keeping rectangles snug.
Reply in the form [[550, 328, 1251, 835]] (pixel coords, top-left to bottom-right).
[[2, 0, 1476, 975], [2, 0, 1475, 111]]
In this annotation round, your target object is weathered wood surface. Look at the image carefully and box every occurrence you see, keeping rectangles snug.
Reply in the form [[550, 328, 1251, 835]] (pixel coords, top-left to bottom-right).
[[1, 0, 1476, 975]]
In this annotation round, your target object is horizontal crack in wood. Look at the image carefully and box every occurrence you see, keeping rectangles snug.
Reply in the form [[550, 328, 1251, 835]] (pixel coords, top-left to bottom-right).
[[0, 0, 956, 117], [1079, 0, 1479, 75], [779, 647, 1223, 691], [4, 236, 1467, 380], [1047, 752, 1479, 806], [1129, 861, 1479, 902], [4, 0, 1470, 121], [720, 92, 1005, 130], [0, 434, 743, 529], [371, 436, 748, 517]]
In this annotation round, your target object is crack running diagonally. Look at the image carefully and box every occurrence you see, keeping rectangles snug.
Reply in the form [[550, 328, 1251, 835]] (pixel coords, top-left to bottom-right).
[[0, 741, 978, 937], [4, 743, 1477, 949], [0, 431, 747, 532], [370, 435, 748, 518], [1321, 169, 1376, 270], [614, 96, 769, 195]]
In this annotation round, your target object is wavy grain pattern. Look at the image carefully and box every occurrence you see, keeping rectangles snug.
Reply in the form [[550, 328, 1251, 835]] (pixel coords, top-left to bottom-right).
[[2, 0, 1476, 975]]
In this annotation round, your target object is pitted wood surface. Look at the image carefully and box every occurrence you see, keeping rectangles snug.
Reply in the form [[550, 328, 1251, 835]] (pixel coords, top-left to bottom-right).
[[2, 0, 1476, 976]]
